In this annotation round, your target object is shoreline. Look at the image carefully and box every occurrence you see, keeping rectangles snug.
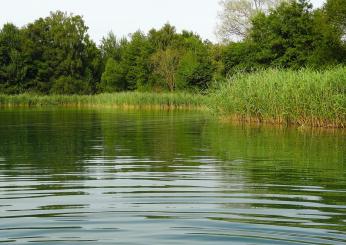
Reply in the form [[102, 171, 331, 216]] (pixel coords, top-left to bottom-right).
[[219, 115, 345, 129], [0, 92, 345, 129]]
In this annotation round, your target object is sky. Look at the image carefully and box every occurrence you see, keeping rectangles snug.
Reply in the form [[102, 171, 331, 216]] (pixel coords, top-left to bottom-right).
[[0, 0, 326, 44]]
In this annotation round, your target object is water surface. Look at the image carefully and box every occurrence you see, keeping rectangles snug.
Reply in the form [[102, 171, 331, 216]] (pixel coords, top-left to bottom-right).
[[0, 108, 345, 244]]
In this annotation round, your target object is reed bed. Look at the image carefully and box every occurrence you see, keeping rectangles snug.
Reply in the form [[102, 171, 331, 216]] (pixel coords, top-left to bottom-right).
[[211, 68, 346, 128], [0, 92, 209, 110]]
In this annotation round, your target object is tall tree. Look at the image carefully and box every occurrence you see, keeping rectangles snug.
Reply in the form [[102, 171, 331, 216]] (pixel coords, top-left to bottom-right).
[[216, 0, 285, 42], [148, 24, 178, 50], [99, 32, 127, 62], [99, 58, 127, 92], [325, 0, 346, 40], [121, 31, 153, 90], [23, 11, 101, 93], [176, 35, 215, 89], [150, 48, 181, 91], [247, 0, 342, 68], [0, 23, 27, 93]]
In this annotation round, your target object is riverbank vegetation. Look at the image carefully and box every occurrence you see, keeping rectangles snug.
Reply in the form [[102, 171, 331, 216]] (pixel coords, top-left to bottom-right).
[[0, 92, 208, 109], [211, 68, 346, 128], [0, 0, 345, 127]]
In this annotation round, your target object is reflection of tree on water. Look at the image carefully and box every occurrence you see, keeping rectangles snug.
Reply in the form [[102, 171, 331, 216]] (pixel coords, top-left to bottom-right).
[[95, 110, 210, 174], [202, 122, 346, 232], [0, 109, 211, 178], [1, 109, 345, 234], [0, 109, 103, 179]]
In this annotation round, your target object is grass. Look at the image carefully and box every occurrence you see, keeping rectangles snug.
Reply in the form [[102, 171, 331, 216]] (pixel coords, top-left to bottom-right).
[[210, 67, 346, 128], [0, 92, 209, 110]]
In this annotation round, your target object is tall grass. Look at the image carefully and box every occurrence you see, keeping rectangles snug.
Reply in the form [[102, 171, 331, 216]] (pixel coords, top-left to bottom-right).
[[0, 92, 208, 110], [211, 68, 346, 128]]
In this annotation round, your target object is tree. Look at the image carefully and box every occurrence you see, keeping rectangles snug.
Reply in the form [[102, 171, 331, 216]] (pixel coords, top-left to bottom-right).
[[22, 11, 101, 93], [99, 32, 127, 62], [151, 48, 181, 91], [325, 0, 346, 31], [308, 8, 346, 66], [148, 24, 178, 50], [216, 0, 285, 42], [121, 31, 153, 90], [0, 23, 28, 93], [222, 41, 267, 75], [99, 58, 127, 92], [247, 0, 341, 69], [51, 76, 91, 94], [176, 52, 199, 89], [176, 35, 215, 89], [325, 0, 346, 41]]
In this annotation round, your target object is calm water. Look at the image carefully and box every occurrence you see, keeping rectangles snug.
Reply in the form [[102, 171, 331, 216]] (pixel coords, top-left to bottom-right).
[[0, 108, 345, 244]]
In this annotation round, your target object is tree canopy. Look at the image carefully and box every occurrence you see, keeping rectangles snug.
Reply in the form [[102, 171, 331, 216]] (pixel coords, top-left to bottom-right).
[[216, 0, 286, 42], [0, 1, 345, 95]]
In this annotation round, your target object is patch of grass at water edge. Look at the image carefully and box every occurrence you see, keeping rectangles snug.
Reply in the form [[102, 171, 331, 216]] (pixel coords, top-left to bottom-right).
[[211, 68, 346, 128], [0, 92, 209, 110]]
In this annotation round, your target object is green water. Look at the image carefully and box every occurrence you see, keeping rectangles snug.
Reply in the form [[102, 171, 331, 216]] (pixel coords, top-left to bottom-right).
[[0, 108, 345, 244]]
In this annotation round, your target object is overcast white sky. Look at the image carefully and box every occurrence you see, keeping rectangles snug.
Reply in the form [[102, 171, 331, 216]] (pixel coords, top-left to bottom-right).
[[0, 0, 326, 43]]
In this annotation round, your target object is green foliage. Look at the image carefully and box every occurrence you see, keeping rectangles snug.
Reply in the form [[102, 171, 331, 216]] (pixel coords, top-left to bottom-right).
[[148, 24, 178, 50], [148, 26, 215, 91], [97, 24, 215, 92], [51, 76, 91, 95], [324, 0, 346, 61], [308, 9, 346, 66], [99, 32, 122, 61], [121, 31, 153, 90], [249, 0, 318, 68], [325, 0, 346, 35], [222, 41, 267, 75], [176, 52, 199, 89], [211, 67, 346, 127], [176, 36, 215, 89], [151, 48, 181, 91], [250, 0, 346, 69], [1, 2, 346, 98], [99, 58, 126, 92], [0, 23, 28, 93], [0, 11, 101, 94], [222, 0, 346, 74], [0, 92, 209, 109]]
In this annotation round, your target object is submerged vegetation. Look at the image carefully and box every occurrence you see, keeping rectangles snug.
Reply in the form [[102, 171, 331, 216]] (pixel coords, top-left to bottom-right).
[[0, 0, 345, 127]]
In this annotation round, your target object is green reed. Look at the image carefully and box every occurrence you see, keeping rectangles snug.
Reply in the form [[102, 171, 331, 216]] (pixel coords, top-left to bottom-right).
[[0, 92, 208, 110], [210, 68, 346, 128]]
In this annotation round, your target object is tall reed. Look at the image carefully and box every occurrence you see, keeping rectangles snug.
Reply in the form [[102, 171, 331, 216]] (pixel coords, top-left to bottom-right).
[[211, 68, 346, 128], [0, 92, 208, 110]]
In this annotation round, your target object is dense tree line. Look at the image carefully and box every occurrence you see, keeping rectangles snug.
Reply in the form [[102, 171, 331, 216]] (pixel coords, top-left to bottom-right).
[[99, 25, 216, 92], [223, 0, 346, 74], [0, 0, 345, 94], [0, 11, 102, 94]]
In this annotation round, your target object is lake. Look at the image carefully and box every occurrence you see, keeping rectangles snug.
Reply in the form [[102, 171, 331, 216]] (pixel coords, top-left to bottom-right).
[[0, 108, 345, 244]]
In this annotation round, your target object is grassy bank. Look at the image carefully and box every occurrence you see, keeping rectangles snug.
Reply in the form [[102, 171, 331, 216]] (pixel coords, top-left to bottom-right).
[[211, 68, 346, 128], [0, 92, 208, 110]]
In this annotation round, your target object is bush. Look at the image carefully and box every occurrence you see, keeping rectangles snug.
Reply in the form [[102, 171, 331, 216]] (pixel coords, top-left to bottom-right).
[[99, 58, 127, 92], [51, 76, 91, 95]]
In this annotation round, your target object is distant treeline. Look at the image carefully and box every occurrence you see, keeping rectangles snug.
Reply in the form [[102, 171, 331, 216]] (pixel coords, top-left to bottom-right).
[[0, 0, 345, 94]]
